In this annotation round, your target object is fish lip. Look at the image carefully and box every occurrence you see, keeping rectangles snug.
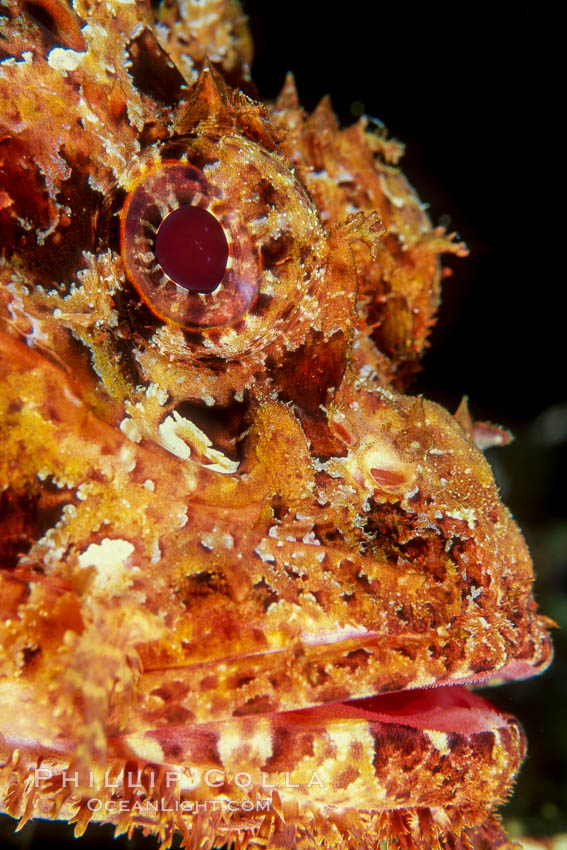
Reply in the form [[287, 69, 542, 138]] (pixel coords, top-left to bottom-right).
[[261, 655, 551, 735], [280, 683, 513, 736], [400, 654, 554, 694], [137, 622, 552, 721]]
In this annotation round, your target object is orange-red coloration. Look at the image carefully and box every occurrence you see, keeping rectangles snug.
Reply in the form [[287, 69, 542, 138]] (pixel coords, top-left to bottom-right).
[[0, 2, 553, 849]]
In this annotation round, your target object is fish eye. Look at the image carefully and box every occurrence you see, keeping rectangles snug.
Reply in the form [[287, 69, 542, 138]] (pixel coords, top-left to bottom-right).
[[120, 156, 257, 330], [118, 132, 325, 351]]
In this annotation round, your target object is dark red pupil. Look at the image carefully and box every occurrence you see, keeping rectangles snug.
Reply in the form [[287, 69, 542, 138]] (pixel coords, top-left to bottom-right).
[[154, 205, 228, 293]]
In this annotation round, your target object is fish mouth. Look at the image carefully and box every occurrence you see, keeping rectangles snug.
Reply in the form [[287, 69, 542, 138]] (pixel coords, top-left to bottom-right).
[[270, 630, 552, 736], [0, 631, 547, 832], [280, 680, 513, 735], [117, 668, 530, 822], [250, 638, 551, 735]]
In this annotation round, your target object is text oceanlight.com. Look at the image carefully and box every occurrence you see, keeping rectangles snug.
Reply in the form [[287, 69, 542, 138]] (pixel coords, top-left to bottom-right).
[[86, 798, 274, 814]]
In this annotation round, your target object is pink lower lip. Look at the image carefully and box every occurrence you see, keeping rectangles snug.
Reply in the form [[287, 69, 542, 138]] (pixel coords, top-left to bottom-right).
[[277, 684, 509, 735]]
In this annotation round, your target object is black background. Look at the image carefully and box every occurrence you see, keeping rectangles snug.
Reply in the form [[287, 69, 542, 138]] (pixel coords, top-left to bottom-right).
[[1, 1, 564, 846]]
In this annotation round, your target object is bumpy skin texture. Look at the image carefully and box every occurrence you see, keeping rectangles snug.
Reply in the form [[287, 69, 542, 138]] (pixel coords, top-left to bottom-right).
[[0, 2, 553, 849]]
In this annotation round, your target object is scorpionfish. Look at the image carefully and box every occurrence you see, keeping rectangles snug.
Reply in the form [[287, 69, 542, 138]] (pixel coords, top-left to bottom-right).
[[0, 1, 554, 849]]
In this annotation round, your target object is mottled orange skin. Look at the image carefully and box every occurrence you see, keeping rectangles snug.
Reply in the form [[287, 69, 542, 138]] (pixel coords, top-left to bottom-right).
[[0, 2, 553, 849]]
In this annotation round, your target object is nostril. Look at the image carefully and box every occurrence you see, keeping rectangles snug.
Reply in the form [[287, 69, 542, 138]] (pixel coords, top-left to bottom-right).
[[370, 467, 407, 488]]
